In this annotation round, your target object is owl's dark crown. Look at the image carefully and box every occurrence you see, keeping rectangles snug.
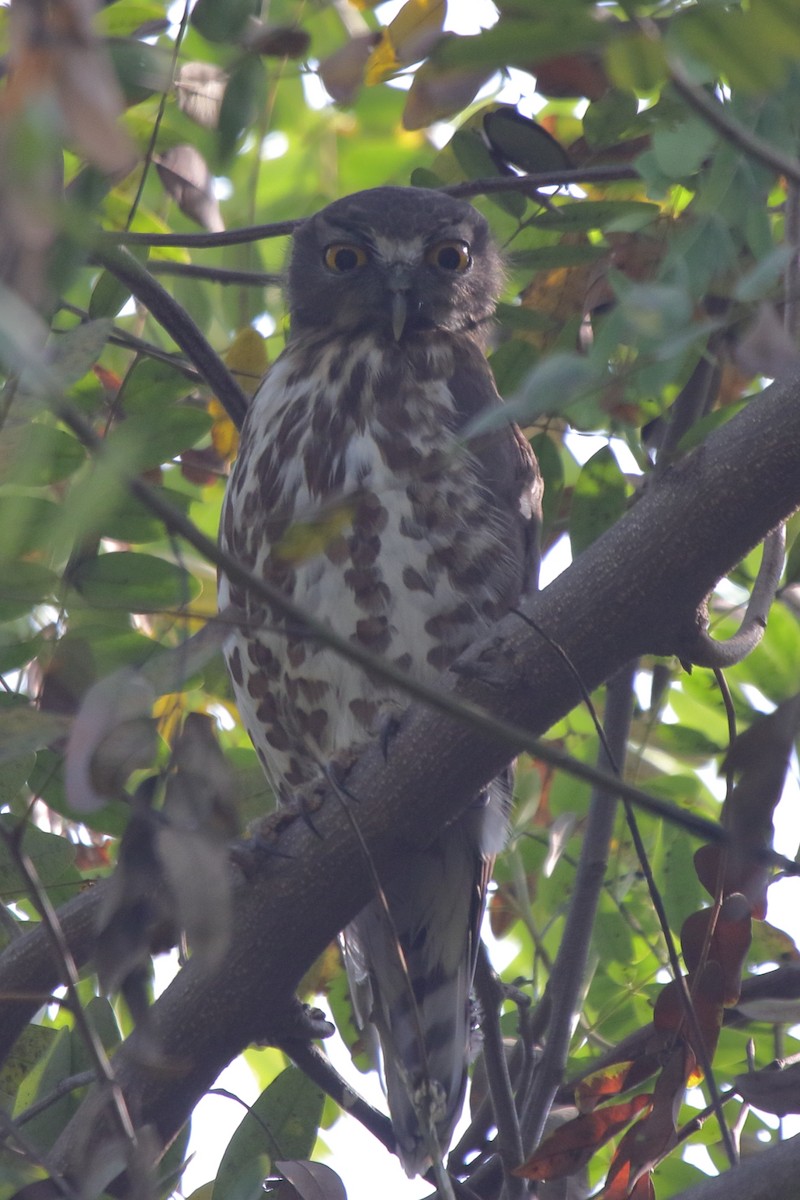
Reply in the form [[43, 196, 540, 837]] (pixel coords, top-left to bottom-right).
[[287, 186, 503, 345]]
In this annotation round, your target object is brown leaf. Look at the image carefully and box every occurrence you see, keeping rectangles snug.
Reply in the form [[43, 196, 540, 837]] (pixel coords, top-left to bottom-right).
[[681, 894, 752, 1004], [318, 34, 380, 105], [275, 1160, 347, 1200], [575, 1062, 638, 1113], [175, 61, 227, 129], [734, 303, 800, 379], [65, 666, 157, 811], [403, 54, 492, 130], [534, 51, 610, 100], [243, 22, 311, 58], [156, 144, 225, 232], [604, 1044, 689, 1197], [514, 1095, 652, 1180], [735, 1055, 800, 1115]]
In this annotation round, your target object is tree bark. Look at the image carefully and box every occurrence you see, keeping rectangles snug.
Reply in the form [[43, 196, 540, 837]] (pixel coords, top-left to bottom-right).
[[12, 370, 800, 1186]]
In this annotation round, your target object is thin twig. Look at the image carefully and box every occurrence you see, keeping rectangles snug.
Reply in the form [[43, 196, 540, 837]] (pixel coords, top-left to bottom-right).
[[277, 1039, 396, 1154], [669, 61, 800, 186], [148, 261, 283, 286], [52, 396, 738, 851], [0, 825, 141, 1170], [99, 166, 641, 248], [473, 947, 525, 1199], [518, 661, 636, 1157], [52, 398, 799, 868], [89, 244, 249, 428], [324, 769, 450, 1186], [15, 1070, 95, 1127], [686, 524, 786, 668], [0, 1107, 82, 1200], [124, 0, 191, 231]]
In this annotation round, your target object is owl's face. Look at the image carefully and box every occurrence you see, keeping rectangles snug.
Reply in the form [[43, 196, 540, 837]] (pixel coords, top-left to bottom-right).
[[287, 187, 503, 345]]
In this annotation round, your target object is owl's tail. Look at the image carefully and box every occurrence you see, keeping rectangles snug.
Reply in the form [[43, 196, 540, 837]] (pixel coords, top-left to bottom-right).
[[342, 786, 507, 1177]]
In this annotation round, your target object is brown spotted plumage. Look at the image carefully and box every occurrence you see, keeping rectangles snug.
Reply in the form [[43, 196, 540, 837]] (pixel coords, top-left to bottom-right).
[[219, 187, 541, 1175]]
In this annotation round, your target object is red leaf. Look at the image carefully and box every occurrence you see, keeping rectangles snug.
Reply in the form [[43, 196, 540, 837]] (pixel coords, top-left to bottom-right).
[[514, 1095, 652, 1180]]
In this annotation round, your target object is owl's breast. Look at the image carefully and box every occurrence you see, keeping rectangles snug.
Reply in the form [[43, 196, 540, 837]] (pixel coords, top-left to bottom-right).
[[219, 334, 527, 797]]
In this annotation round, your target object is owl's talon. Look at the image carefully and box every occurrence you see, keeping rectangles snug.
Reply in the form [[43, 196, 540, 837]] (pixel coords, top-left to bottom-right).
[[379, 713, 401, 761], [230, 828, 294, 877]]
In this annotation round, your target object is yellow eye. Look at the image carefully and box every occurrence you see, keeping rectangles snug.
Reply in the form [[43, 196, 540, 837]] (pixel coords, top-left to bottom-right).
[[426, 240, 471, 271], [323, 243, 368, 272]]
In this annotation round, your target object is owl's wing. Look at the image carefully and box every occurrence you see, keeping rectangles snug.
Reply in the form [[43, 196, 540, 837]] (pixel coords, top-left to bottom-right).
[[342, 781, 509, 1177], [448, 339, 543, 596]]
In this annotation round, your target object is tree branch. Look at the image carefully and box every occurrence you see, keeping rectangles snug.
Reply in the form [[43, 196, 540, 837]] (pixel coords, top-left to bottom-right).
[[32, 368, 800, 1186], [90, 244, 249, 428]]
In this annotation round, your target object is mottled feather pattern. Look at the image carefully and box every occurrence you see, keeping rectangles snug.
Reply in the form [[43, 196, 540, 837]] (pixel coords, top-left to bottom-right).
[[219, 187, 541, 1175]]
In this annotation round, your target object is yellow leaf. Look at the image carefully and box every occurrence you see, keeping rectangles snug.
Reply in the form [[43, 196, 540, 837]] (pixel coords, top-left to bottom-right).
[[209, 397, 239, 460], [365, 0, 445, 85], [225, 326, 268, 398], [274, 503, 355, 565], [364, 32, 398, 86], [154, 692, 186, 743]]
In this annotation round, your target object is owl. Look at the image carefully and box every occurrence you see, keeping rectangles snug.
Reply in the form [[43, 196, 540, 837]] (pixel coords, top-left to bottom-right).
[[218, 186, 541, 1176]]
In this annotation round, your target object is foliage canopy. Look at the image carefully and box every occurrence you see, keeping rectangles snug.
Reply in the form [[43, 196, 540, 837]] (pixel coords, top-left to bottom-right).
[[2, 1, 800, 1199]]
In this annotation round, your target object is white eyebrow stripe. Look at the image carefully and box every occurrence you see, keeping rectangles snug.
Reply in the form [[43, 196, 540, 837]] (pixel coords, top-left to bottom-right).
[[371, 233, 427, 263]]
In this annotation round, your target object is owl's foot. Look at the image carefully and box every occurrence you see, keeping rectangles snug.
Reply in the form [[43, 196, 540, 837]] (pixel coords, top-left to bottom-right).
[[379, 711, 402, 761]]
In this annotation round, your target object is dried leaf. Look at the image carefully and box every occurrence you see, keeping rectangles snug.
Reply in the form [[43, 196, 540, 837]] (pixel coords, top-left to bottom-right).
[[365, 0, 445, 85], [734, 303, 800, 379], [318, 34, 380, 105], [242, 22, 311, 58], [275, 1160, 347, 1200], [156, 144, 224, 232], [65, 667, 156, 812], [403, 55, 491, 130], [735, 1055, 800, 1115], [575, 1062, 638, 1113], [175, 61, 227, 129], [534, 51, 610, 100], [515, 1095, 651, 1180], [95, 801, 178, 1006], [681, 894, 752, 1005]]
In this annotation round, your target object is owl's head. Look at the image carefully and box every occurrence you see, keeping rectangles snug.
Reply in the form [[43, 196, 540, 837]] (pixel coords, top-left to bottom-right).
[[287, 187, 503, 344]]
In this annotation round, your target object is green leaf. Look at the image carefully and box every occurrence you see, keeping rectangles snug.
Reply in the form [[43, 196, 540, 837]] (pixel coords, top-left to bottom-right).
[[529, 200, 659, 232], [483, 107, 572, 172], [0, 701, 69, 763], [111, 407, 213, 471], [651, 116, 718, 180], [0, 496, 59, 562], [89, 269, 133, 319], [605, 31, 667, 93], [530, 432, 564, 536], [192, 0, 257, 43], [0, 562, 58, 621], [217, 56, 268, 162], [107, 38, 171, 105], [1, 424, 86, 486], [569, 446, 628, 555], [582, 89, 638, 148], [0, 1024, 54, 1112], [69, 552, 201, 613], [213, 1068, 324, 1200], [0, 812, 80, 903]]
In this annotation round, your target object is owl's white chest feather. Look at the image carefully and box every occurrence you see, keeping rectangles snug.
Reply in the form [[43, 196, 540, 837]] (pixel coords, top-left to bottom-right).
[[220, 332, 519, 795]]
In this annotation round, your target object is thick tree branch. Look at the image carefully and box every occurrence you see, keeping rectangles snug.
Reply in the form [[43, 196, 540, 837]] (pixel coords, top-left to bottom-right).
[[30, 371, 800, 1185]]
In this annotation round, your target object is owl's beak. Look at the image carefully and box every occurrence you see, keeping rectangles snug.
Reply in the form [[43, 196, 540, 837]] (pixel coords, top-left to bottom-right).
[[386, 265, 413, 340], [390, 291, 408, 340]]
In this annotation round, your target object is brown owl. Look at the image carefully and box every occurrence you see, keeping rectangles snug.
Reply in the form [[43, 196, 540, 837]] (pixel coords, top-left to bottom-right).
[[219, 186, 541, 1176]]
